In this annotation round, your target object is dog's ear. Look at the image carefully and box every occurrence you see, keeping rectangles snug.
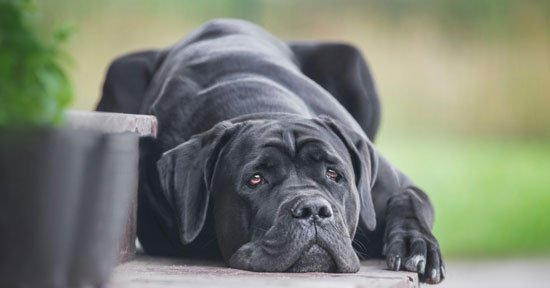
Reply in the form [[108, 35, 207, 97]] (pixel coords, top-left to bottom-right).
[[97, 50, 164, 114], [319, 116, 377, 231], [289, 41, 380, 141], [157, 121, 240, 244]]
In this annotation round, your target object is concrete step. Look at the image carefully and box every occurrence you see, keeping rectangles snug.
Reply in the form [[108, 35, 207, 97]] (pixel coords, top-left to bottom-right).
[[67, 110, 158, 262], [108, 256, 418, 288], [67, 110, 157, 137]]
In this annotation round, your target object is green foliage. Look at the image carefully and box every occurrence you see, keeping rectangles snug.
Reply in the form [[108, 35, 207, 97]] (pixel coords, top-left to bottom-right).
[[378, 134, 550, 258], [0, 0, 73, 127]]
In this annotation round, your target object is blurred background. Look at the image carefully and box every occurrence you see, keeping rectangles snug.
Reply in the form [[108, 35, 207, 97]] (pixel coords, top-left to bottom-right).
[[36, 0, 549, 261]]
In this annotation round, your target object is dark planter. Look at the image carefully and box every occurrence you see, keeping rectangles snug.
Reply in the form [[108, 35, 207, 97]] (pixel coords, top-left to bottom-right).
[[0, 127, 138, 288]]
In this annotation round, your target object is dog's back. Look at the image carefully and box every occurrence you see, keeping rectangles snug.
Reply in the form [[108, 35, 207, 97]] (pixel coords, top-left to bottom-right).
[[143, 19, 365, 150], [99, 19, 380, 149]]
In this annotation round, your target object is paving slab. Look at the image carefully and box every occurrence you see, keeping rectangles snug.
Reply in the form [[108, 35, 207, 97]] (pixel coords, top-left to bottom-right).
[[108, 256, 418, 288]]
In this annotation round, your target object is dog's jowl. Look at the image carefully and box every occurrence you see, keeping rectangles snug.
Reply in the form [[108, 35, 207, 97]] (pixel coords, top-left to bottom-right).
[[98, 19, 445, 284]]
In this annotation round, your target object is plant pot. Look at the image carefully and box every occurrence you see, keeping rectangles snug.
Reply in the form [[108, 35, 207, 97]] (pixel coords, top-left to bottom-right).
[[0, 127, 139, 288]]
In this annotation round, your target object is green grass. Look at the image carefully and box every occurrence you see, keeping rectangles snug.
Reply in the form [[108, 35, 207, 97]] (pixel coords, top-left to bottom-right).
[[377, 133, 550, 258]]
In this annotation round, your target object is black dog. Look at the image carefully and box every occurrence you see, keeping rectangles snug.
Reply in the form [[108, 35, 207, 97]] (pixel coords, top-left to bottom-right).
[[97, 19, 444, 283]]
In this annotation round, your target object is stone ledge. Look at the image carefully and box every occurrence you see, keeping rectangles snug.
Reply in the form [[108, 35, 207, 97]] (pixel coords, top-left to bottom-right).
[[67, 110, 157, 137], [108, 256, 418, 288]]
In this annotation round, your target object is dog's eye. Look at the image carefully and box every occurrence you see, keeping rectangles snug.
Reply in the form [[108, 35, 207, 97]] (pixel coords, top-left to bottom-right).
[[326, 168, 341, 182], [247, 173, 264, 188]]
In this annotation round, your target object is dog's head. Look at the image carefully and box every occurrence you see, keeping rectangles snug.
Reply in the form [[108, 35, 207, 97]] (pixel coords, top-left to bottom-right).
[[157, 115, 377, 272]]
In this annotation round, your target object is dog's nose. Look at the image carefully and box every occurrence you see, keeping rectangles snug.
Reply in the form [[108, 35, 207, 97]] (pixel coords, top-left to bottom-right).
[[291, 198, 333, 220]]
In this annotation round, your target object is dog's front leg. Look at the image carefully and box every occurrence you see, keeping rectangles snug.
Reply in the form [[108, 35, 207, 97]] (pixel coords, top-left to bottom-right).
[[383, 186, 445, 284], [364, 147, 445, 284]]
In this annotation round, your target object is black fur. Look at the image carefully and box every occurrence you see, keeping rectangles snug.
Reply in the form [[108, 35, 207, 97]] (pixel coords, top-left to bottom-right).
[[97, 19, 444, 283]]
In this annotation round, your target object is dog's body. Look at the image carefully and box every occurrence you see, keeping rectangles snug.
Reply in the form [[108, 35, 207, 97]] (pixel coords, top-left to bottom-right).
[[98, 19, 444, 283]]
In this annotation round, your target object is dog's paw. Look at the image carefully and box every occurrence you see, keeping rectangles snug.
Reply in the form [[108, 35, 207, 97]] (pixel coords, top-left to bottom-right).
[[383, 228, 445, 284]]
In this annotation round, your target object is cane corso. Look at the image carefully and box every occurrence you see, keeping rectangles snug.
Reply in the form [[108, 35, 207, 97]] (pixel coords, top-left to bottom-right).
[[97, 19, 444, 283]]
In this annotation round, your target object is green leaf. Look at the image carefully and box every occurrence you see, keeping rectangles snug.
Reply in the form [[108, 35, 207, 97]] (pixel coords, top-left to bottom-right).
[[0, 0, 74, 128]]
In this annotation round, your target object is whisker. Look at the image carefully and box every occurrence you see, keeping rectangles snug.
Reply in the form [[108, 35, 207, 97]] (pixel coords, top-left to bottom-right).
[[251, 225, 269, 233], [356, 249, 370, 258], [352, 238, 370, 257]]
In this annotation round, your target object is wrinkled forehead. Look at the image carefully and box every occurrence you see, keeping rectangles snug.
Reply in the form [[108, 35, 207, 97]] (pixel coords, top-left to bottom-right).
[[228, 119, 350, 162]]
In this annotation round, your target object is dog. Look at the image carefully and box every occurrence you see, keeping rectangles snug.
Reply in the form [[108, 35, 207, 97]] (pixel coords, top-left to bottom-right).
[[97, 19, 444, 284]]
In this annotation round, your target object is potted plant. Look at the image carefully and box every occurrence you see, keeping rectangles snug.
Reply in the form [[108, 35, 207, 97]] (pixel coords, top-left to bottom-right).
[[0, 1, 139, 287]]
